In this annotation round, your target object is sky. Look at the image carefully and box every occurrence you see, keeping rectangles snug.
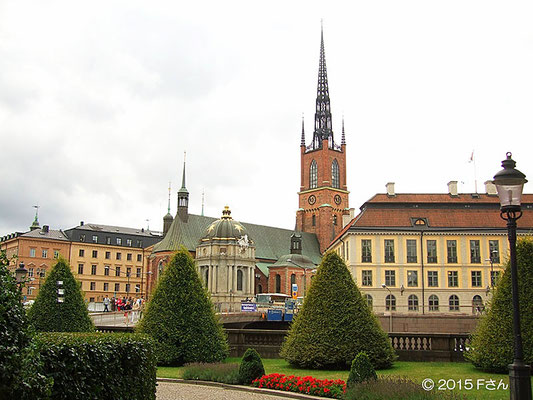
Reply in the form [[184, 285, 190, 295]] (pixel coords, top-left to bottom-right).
[[1, 0, 533, 235]]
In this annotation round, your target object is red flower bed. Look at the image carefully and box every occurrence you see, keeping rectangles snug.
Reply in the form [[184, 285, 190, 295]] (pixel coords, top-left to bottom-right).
[[252, 373, 346, 398]]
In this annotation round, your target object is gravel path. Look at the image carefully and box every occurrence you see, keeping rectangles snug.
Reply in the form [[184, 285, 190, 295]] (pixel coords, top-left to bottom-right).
[[156, 381, 295, 400]]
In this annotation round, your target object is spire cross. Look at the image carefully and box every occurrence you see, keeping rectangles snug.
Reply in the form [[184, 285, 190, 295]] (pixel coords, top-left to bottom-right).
[[167, 182, 171, 213]]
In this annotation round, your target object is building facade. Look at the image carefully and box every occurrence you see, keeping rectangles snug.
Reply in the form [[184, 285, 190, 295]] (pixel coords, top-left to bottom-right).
[[328, 181, 533, 315]]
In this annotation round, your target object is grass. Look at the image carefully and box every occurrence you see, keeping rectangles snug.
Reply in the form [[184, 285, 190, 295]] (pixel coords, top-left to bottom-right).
[[158, 359, 531, 400]]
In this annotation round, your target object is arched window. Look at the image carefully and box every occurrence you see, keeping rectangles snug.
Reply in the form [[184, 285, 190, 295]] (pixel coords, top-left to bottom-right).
[[386, 294, 396, 311], [364, 294, 373, 308], [408, 294, 419, 311], [472, 295, 483, 314], [158, 261, 164, 279], [429, 294, 439, 311], [331, 159, 340, 188], [449, 295, 460, 312], [310, 160, 318, 189], [333, 215, 338, 226], [312, 215, 316, 227], [237, 270, 243, 291], [275, 274, 281, 293], [290, 273, 296, 285]]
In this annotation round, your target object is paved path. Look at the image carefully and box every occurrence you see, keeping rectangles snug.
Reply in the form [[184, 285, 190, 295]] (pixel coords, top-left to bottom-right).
[[156, 381, 300, 400]]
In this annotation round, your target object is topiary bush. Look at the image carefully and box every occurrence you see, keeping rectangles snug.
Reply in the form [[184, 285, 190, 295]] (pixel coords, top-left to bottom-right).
[[27, 257, 94, 332], [281, 251, 396, 369], [136, 248, 228, 365], [238, 348, 266, 384], [347, 352, 377, 386], [32, 332, 156, 400], [465, 237, 533, 372]]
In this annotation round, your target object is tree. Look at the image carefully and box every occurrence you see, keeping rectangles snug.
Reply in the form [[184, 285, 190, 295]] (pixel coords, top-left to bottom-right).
[[280, 251, 395, 369], [347, 352, 377, 386], [136, 248, 228, 365], [27, 257, 94, 332], [238, 348, 265, 384], [466, 237, 533, 372]]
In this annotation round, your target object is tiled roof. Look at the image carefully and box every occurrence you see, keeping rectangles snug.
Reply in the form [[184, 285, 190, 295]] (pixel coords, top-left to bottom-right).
[[153, 213, 322, 264], [22, 229, 70, 241], [68, 223, 162, 237], [366, 193, 533, 205]]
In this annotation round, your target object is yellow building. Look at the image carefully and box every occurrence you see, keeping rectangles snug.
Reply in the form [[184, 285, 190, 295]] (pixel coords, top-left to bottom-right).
[[328, 182, 533, 315]]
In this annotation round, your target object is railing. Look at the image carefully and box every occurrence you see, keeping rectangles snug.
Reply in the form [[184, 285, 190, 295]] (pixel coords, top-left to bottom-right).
[[90, 310, 142, 328]]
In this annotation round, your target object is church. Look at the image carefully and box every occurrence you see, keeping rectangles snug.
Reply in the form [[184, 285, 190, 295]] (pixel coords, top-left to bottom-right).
[[145, 27, 351, 303]]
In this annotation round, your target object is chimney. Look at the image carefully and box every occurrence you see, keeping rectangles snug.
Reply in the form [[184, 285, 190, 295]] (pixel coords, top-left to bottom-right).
[[342, 208, 355, 228], [484, 180, 497, 195], [447, 181, 458, 197], [386, 182, 395, 197], [42, 225, 49, 233]]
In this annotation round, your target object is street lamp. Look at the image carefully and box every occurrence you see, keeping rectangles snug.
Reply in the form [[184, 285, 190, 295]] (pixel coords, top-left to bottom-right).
[[381, 283, 393, 332], [286, 258, 313, 297], [493, 152, 531, 400], [15, 261, 28, 288]]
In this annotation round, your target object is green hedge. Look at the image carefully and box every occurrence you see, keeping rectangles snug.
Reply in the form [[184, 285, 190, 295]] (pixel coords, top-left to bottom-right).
[[32, 332, 157, 400]]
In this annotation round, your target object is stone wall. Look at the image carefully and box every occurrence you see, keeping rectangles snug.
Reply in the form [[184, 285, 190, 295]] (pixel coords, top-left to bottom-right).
[[377, 313, 479, 334]]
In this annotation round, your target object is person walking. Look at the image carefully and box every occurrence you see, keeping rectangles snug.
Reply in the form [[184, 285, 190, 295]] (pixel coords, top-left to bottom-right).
[[103, 295, 110, 312]]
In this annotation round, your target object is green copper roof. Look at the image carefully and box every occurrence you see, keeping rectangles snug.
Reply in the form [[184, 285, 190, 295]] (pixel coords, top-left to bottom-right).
[[152, 212, 321, 264]]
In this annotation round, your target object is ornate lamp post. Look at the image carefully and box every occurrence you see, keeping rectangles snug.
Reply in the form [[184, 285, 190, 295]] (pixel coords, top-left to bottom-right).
[[14, 261, 28, 289], [493, 152, 531, 400]]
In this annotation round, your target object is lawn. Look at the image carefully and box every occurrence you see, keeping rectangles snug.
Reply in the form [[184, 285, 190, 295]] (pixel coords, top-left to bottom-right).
[[158, 358, 530, 400]]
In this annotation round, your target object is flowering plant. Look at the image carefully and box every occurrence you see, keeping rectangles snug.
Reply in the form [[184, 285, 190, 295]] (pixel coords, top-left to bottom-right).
[[252, 373, 346, 398]]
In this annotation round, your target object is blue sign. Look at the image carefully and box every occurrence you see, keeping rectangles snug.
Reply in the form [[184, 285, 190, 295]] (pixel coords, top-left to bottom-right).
[[267, 309, 283, 321], [241, 302, 258, 312]]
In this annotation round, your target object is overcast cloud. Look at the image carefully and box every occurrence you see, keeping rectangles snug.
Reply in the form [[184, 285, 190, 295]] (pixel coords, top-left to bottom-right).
[[1, 0, 533, 235]]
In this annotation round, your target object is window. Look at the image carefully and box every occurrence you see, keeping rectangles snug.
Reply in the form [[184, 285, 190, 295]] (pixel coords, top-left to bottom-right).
[[406, 240, 417, 263], [116, 253, 121, 260], [309, 160, 317, 189], [470, 240, 481, 263], [275, 274, 281, 293], [103, 282, 109, 291], [116, 238, 122, 246], [78, 264, 84, 274], [290, 273, 296, 285], [90, 282, 96, 291], [429, 295, 439, 311], [385, 270, 396, 287], [137, 254, 142, 262], [92, 235, 98, 243], [489, 240, 500, 263], [80, 234, 85, 242], [53, 250, 59, 258], [384, 240, 395, 263], [471, 271, 482, 287], [28, 287, 34, 296], [126, 267, 131, 277], [137, 240, 143, 248], [312, 215, 316, 227], [364, 294, 373, 308], [30, 248, 36, 257], [115, 266, 121, 277], [135, 284, 140, 293], [125, 283, 130, 293], [28, 268, 34, 277], [331, 159, 340, 188], [427, 240, 437, 263], [106, 237, 111, 245], [237, 270, 244, 291], [91, 265, 97, 275], [427, 271, 439, 287], [127, 253, 132, 261], [407, 270, 418, 287], [115, 283, 120, 292], [136, 267, 141, 278], [92, 250, 98, 258], [448, 271, 459, 287], [449, 295, 460, 311], [42, 249, 48, 258], [491, 271, 500, 287], [361, 240, 372, 263], [204, 269, 209, 288], [104, 265, 110, 276], [447, 240, 457, 263], [362, 270, 372, 286], [79, 249, 85, 257], [333, 215, 337, 226], [385, 294, 396, 311], [408, 294, 419, 311], [126, 239, 132, 247], [158, 261, 164, 278], [105, 251, 110, 259]]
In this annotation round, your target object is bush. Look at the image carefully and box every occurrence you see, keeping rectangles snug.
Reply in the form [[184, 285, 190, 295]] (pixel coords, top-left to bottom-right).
[[238, 348, 265, 384], [347, 352, 377, 386], [465, 237, 533, 372], [32, 332, 157, 400], [280, 251, 396, 369], [27, 257, 94, 332], [182, 362, 240, 384], [137, 248, 228, 365], [252, 373, 346, 398]]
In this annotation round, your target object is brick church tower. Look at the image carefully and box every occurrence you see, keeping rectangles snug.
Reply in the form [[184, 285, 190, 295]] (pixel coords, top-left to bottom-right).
[[296, 28, 349, 252]]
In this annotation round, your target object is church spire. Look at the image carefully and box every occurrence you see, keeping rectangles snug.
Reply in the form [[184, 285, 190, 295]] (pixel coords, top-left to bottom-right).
[[163, 182, 173, 236], [301, 113, 305, 146], [341, 115, 346, 145], [177, 152, 189, 222], [311, 24, 334, 150]]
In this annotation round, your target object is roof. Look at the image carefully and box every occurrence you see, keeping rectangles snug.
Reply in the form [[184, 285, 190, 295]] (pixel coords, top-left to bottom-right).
[[67, 223, 162, 237], [269, 253, 316, 269], [22, 228, 70, 241], [364, 193, 533, 205], [153, 213, 322, 264]]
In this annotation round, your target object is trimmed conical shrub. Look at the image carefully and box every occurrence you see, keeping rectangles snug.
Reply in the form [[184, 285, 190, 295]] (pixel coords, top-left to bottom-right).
[[466, 237, 533, 372], [136, 248, 228, 365], [281, 251, 395, 369], [238, 348, 265, 384], [347, 352, 377, 386], [27, 257, 94, 332]]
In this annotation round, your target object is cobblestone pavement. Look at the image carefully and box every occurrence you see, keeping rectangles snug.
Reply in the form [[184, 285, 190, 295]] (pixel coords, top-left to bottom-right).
[[156, 381, 293, 400]]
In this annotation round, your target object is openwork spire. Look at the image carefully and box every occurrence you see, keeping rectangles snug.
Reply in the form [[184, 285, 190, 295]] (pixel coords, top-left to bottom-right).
[[341, 115, 346, 145], [179, 151, 188, 193], [301, 113, 305, 146], [167, 182, 172, 213]]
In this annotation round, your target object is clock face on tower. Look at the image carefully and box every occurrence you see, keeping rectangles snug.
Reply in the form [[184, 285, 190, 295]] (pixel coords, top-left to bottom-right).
[[308, 195, 316, 205], [334, 194, 342, 205]]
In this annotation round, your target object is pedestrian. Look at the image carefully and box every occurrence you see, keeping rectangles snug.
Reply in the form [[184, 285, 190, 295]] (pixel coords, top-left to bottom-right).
[[103, 295, 110, 312], [132, 298, 140, 322]]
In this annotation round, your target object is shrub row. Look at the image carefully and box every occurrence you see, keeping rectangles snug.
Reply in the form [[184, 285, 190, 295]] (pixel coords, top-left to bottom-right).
[[32, 332, 157, 400], [182, 362, 240, 384]]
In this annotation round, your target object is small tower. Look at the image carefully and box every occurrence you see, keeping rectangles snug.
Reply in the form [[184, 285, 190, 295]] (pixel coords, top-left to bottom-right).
[[163, 182, 173, 237], [290, 233, 302, 255], [30, 205, 40, 231], [177, 153, 189, 222]]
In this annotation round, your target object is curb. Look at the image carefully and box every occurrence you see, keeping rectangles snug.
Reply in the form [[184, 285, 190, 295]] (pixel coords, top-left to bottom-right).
[[156, 378, 328, 400]]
